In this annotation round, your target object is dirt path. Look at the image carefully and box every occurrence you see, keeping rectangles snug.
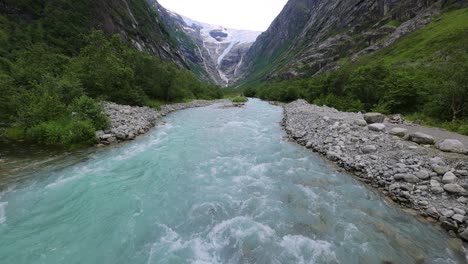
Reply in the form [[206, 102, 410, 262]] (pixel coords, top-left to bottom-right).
[[386, 123, 468, 147]]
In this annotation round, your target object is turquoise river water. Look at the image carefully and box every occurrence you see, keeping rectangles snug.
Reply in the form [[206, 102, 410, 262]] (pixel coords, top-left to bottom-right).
[[0, 99, 466, 263]]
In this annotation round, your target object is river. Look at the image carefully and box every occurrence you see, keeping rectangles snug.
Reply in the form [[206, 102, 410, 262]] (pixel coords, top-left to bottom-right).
[[0, 99, 465, 263]]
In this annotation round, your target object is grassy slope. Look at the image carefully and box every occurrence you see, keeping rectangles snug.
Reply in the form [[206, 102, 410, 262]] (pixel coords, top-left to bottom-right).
[[363, 8, 468, 66]]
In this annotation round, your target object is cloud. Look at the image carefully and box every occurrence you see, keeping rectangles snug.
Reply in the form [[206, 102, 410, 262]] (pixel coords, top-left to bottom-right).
[[158, 0, 288, 31]]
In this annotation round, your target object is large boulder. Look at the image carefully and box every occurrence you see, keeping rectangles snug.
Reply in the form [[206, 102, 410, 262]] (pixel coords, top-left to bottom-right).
[[364, 113, 385, 124], [409, 132, 435, 145], [443, 184, 467, 195], [389, 127, 408, 137], [368, 123, 386, 132], [442, 172, 458, 184], [437, 139, 466, 154]]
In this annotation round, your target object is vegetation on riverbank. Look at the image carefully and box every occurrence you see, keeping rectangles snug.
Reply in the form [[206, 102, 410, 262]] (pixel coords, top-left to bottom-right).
[[0, 6, 222, 147], [240, 8, 468, 135]]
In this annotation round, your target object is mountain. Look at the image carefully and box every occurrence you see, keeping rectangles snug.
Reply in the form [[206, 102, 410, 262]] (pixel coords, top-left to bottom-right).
[[0, 0, 188, 67], [241, 0, 466, 82], [152, 3, 261, 86]]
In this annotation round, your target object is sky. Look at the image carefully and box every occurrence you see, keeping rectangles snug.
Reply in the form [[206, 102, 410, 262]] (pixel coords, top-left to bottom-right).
[[158, 0, 288, 31]]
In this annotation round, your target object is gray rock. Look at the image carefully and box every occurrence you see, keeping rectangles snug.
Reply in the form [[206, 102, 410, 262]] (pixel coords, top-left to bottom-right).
[[453, 208, 466, 215], [440, 209, 455, 217], [354, 119, 368, 126], [404, 174, 420, 183], [437, 139, 466, 154], [442, 172, 458, 184], [415, 170, 430, 180], [362, 145, 377, 154], [409, 132, 435, 145], [431, 164, 449, 175], [457, 197, 468, 204], [455, 170, 468, 176], [460, 229, 468, 241], [443, 184, 467, 195], [452, 214, 465, 223], [431, 187, 444, 194], [394, 173, 409, 180], [364, 113, 385, 124], [430, 180, 441, 187], [389, 127, 408, 137], [368, 123, 386, 132]]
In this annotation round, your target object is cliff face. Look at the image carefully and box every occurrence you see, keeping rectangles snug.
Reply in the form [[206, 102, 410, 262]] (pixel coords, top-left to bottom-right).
[[241, 0, 462, 82], [0, 0, 189, 68]]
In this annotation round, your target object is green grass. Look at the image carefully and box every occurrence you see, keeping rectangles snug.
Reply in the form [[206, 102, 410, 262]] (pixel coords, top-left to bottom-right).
[[369, 8, 468, 65], [385, 19, 401, 27]]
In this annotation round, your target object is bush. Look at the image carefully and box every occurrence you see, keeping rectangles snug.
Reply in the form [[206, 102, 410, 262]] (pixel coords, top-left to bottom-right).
[[232, 96, 248, 103], [68, 95, 109, 130], [28, 119, 95, 146]]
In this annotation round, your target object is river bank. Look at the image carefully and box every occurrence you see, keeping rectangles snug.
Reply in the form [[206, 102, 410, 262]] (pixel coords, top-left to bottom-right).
[[283, 99, 468, 241], [96, 99, 229, 145]]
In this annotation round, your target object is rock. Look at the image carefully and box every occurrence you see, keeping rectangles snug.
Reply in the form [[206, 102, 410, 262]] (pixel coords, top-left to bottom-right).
[[443, 184, 467, 195], [100, 134, 113, 140], [364, 113, 385, 124], [368, 123, 386, 132], [453, 208, 466, 215], [437, 139, 466, 154], [459, 229, 468, 241], [430, 180, 441, 187], [127, 133, 135, 140], [362, 145, 377, 154], [431, 187, 444, 194], [452, 214, 465, 223], [440, 209, 455, 218], [409, 132, 435, 145], [442, 172, 458, 184], [455, 170, 468, 176], [389, 127, 408, 137], [425, 207, 439, 218], [354, 119, 368, 126], [107, 137, 117, 144], [394, 173, 408, 180], [415, 170, 430, 180], [457, 197, 468, 204], [431, 164, 449, 175], [404, 174, 420, 183]]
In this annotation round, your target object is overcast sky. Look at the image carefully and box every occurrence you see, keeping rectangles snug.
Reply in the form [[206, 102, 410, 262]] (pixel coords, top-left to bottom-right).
[[158, 0, 288, 31]]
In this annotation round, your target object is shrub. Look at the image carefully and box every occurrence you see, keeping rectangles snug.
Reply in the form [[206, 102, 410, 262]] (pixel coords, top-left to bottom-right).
[[232, 96, 248, 103], [69, 95, 109, 129]]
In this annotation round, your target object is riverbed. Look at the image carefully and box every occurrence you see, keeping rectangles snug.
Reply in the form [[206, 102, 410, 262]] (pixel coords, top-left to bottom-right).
[[0, 99, 465, 263]]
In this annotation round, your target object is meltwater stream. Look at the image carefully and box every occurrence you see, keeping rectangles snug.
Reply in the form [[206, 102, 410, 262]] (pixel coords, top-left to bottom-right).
[[0, 99, 465, 263]]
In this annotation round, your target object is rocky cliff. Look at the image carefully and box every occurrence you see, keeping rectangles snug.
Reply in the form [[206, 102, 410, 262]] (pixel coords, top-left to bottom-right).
[[241, 0, 465, 82]]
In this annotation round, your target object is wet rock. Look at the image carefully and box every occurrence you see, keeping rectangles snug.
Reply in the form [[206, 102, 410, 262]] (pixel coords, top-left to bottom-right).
[[459, 229, 468, 241], [364, 113, 385, 124], [389, 127, 408, 137], [409, 132, 435, 145], [368, 123, 386, 132], [437, 139, 466, 154]]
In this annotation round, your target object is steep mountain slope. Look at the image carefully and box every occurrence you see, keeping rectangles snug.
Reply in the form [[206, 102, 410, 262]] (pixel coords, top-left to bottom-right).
[[0, 0, 187, 66], [241, 0, 465, 82], [151, 4, 261, 86]]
